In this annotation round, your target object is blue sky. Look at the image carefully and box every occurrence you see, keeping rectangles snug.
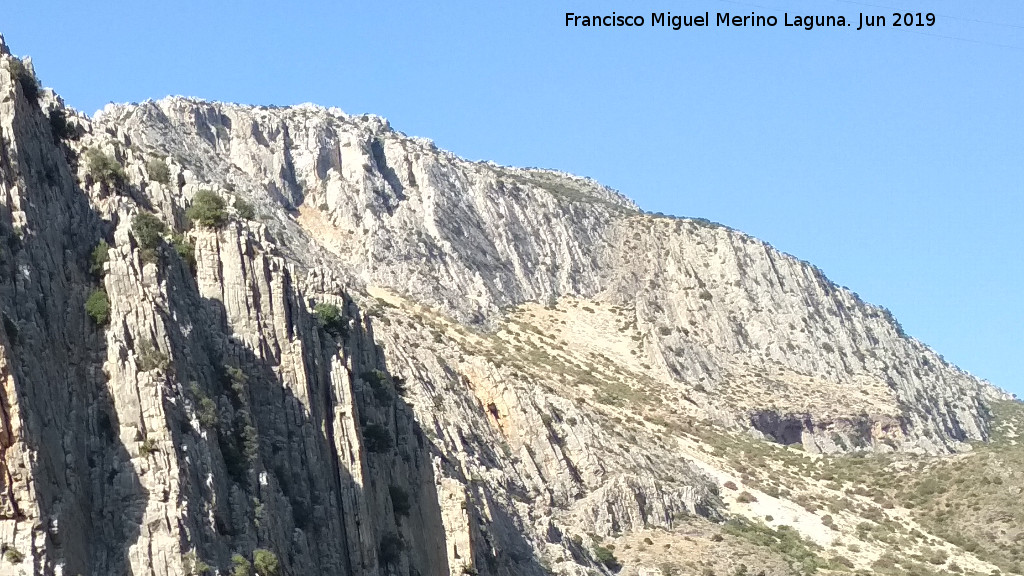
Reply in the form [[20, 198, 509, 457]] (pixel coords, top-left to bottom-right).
[[5, 1, 1022, 395]]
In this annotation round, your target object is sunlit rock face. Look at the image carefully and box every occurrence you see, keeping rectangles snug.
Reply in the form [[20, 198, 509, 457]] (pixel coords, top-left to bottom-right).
[[0, 36, 1006, 575]]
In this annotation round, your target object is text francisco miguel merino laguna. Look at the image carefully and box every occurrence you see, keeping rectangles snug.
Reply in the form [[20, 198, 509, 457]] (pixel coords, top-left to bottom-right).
[[566, 11, 937, 31]]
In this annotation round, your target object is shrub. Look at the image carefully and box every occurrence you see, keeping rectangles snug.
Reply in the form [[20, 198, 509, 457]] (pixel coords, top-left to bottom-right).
[[10, 59, 39, 102], [240, 421, 259, 462], [132, 212, 167, 250], [187, 190, 228, 229], [723, 481, 739, 491], [86, 289, 110, 325], [137, 340, 169, 372], [172, 234, 196, 271], [389, 485, 412, 517], [231, 554, 252, 576], [48, 108, 78, 141], [85, 148, 125, 186], [593, 545, 621, 571], [362, 423, 393, 454], [191, 384, 219, 429], [830, 555, 854, 569], [146, 157, 171, 185], [737, 491, 758, 503], [139, 436, 159, 457], [182, 550, 211, 575], [3, 546, 24, 563], [723, 518, 825, 570], [314, 302, 346, 336], [379, 533, 404, 565], [90, 240, 110, 277], [252, 549, 280, 576], [925, 548, 949, 565], [872, 553, 898, 570], [234, 198, 256, 220], [363, 369, 392, 404], [225, 366, 247, 395]]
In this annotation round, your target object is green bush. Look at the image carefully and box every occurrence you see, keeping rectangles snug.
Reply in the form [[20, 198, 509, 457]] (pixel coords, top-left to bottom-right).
[[137, 340, 169, 372], [593, 545, 621, 571], [253, 549, 280, 576], [146, 157, 171, 185], [86, 289, 110, 325], [314, 302, 346, 336], [132, 212, 167, 251], [190, 384, 219, 429], [363, 369, 392, 404], [48, 108, 78, 141], [234, 198, 256, 220], [389, 485, 412, 517], [90, 239, 110, 277], [362, 423, 393, 454], [139, 436, 159, 457], [187, 190, 228, 229], [225, 365, 247, 396], [172, 234, 196, 271], [379, 533, 404, 565], [182, 550, 211, 575], [85, 148, 125, 186], [230, 554, 252, 576], [10, 59, 39, 102], [723, 518, 826, 571], [3, 546, 24, 564]]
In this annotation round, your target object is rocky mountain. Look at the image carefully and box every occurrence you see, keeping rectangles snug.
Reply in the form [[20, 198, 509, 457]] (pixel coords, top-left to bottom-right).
[[0, 35, 1018, 576]]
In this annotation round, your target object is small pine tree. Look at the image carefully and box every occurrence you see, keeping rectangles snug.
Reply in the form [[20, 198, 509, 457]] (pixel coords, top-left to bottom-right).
[[187, 190, 228, 229], [253, 549, 280, 576], [10, 59, 39, 102], [231, 554, 252, 576], [85, 148, 126, 186], [90, 240, 110, 277], [146, 157, 171, 185], [48, 108, 79, 141], [132, 212, 167, 250], [233, 198, 256, 220], [172, 234, 196, 271], [362, 423, 393, 453], [389, 485, 412, 517], [85, 289, 110, 325], [314, 302, 346, 336]]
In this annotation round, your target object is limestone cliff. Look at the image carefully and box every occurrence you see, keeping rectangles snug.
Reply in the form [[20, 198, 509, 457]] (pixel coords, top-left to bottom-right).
[[0, 35, 1010, 576]]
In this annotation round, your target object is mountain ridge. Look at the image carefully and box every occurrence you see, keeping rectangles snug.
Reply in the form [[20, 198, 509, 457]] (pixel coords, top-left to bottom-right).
[[0, 36, 1019, 576]]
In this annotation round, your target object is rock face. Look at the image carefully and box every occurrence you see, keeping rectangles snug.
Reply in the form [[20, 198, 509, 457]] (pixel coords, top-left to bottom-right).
[[0, 36, 1008, 576]]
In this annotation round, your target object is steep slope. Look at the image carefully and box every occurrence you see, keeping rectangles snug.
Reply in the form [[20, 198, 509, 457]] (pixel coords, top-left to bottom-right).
[[0, 35, 1016, 576], [97, 93, 1001, 455]]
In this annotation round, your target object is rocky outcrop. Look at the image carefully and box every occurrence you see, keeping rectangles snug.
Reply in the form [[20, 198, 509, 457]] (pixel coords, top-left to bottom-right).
[[0, 34, 1010, 575]]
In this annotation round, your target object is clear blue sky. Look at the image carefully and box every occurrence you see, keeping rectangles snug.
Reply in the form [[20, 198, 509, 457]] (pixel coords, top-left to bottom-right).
[[6, 1, 1022, 396]]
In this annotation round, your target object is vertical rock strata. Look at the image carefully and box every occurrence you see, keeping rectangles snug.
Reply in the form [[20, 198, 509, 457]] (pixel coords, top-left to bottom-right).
[[0, 37, 1008, 575]]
